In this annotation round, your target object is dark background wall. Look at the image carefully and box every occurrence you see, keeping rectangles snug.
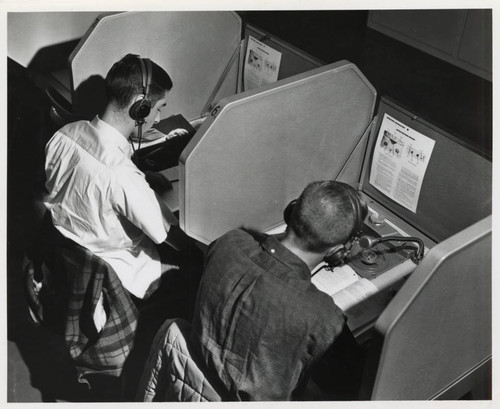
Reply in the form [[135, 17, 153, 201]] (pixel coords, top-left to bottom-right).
[[239, 11, 492, 160]]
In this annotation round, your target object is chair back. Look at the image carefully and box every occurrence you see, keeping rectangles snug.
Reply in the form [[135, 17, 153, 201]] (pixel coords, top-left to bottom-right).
[[137, 318, 221, 402]]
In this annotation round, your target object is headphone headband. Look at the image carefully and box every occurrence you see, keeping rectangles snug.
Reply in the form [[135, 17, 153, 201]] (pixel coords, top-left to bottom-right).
[[342, 183, 367, 238], [139, 58, 152, 98]]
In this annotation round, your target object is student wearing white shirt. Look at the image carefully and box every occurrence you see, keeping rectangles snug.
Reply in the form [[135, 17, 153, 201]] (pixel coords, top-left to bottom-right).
[[44, 54, 189, 300]]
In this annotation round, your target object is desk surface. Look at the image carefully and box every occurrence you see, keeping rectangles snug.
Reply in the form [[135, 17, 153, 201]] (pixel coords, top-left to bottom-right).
[[159, 166, 180, 213]]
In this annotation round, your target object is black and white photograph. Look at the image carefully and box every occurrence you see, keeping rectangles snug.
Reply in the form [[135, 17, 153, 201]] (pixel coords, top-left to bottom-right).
[[2, 1, 495, 406]]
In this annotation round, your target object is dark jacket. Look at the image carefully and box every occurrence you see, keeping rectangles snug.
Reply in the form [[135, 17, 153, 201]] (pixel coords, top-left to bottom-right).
[[190, 229, 346, 400]]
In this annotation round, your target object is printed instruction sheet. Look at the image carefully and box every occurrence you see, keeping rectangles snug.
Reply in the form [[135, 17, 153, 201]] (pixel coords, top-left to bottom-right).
[[244, 36, 282, 91], [369, 114, 436, 212]]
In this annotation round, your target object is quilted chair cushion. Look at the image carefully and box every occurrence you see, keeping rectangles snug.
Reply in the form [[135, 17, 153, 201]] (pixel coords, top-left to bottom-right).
[[137, 318, 221, 402]]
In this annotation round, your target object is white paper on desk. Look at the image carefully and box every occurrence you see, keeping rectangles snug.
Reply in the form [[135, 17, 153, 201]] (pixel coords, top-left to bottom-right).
[[311, 264, 360, 297], [369, 113, 435, 213], [244, 36, 282, 91], [265, 223, 287, 235], [160, 166, 179, 182], [342, 286, 394, 332], [331, 278, 379, 312]]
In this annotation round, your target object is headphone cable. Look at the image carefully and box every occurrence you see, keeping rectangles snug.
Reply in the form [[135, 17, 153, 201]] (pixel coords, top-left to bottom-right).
[[130, 121, 144, 166], [311, 264, 327, 278]]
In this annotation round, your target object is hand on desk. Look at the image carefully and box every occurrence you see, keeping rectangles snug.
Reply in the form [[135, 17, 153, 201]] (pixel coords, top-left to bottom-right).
[[131, 127, 165, 143], [144, 170, 173, 194], [165, 128, 189, 140]]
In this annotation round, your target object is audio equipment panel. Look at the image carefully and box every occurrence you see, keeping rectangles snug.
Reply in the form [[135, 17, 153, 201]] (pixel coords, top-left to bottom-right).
[[347, 212, 416, 280]]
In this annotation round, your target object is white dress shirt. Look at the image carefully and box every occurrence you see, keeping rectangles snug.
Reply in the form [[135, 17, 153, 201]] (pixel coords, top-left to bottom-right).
[[44, 116, 170, 298]]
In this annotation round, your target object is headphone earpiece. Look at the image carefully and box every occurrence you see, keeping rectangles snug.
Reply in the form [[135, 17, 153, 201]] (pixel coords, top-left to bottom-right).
[[323, 244, 348, 268], [129, 57, 152, 122]]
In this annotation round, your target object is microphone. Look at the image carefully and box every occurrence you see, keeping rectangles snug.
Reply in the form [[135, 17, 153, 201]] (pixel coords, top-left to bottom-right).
[[358, 235, 425, 264], [359, 235, 381, 249]]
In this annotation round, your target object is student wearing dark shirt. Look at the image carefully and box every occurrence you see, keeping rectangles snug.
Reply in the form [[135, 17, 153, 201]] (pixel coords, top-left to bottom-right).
[[190, 180, 368, 400]]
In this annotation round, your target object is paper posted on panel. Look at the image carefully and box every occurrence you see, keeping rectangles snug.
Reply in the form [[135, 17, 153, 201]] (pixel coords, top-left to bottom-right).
[[244, 36, 282, 91], [369, 113, 435, 212]]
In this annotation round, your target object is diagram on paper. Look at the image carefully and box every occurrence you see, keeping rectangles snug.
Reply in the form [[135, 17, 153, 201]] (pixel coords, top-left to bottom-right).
[[380, 130, 404, 158], [247, 49, 263, 70], [264, 59, 278, 76], [407, 144, 427, 164], [369, 114, 436, 212]]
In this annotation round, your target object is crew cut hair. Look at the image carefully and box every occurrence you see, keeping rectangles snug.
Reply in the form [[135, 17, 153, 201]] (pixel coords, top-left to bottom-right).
[[288, 181, 360, 253], [105, 53, 173, 109]]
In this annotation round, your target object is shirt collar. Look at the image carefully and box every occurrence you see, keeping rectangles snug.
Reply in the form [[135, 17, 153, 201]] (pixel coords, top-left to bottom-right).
[[92, 116, 132, 156], [260, 234, 311, 280]]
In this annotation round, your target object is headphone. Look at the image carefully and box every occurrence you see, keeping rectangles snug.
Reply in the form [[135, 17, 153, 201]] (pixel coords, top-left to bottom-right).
[[129, 57, 152, 123], [283, 182, 368, 269]]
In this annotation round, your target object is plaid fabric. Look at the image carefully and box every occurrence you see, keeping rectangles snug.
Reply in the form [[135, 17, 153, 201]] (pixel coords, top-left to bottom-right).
[[24, 215, 139, 382]]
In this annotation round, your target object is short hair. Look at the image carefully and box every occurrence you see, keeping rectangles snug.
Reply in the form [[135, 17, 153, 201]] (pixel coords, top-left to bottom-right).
[[105, 54, 173, 109], [287, 181, 365, 253]]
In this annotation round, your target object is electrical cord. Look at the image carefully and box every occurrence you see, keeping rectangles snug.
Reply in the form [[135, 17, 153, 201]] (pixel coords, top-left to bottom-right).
[[311, 264, 327, 278], [130, 122, 144, 166]]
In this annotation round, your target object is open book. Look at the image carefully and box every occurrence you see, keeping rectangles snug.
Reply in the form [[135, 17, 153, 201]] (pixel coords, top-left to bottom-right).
[[311, 263, 392, 331], [311, 263, 379, 311]]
